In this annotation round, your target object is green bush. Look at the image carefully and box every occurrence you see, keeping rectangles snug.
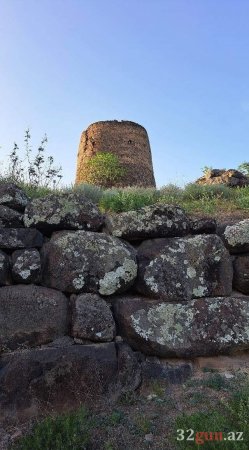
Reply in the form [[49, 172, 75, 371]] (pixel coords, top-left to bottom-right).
[[183, 183, 234, 200], [84, 152, 125, 187]]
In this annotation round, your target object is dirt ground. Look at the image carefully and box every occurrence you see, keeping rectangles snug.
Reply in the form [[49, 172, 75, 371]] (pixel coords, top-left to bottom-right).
[[1, 366, 248, 450]]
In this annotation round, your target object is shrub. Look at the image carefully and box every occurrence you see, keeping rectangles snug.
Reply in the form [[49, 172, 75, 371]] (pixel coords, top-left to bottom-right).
[[183, 183, 234, 200], [84, 152, 125, 187], [238, 162, 249, 176], [1, 129, 63, 189]]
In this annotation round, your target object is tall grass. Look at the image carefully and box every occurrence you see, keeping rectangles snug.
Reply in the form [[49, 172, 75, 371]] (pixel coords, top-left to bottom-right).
[[2, 176, 249, 215]]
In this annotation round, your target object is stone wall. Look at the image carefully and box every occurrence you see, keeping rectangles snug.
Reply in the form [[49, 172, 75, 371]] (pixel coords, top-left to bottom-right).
[[1, 183, 249, 420], [75, 120, 156, 187]]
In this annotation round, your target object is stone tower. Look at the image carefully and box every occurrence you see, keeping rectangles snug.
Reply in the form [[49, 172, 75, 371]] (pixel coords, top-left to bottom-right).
[[75, 120, 156, 187]]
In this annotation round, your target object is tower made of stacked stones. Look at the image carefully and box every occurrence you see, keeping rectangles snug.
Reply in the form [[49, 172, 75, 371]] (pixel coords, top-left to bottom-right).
[[75, 120, 156, 187]]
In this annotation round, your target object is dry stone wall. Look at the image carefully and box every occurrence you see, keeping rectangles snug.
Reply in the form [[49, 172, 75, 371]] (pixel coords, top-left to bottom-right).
[[76, 120, 156, 187], [1, 183, 249, 419]]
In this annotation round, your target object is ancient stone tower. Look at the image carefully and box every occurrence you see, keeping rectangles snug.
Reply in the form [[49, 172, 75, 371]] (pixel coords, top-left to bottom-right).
[[75, 120, 156, 187]]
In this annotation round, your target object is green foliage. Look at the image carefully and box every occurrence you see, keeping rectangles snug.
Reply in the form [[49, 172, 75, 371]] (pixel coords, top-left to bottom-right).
[[2, 129, 62, 189], [84, 152, 126, 187], [11, 407, 91, 450], [238, 161, 249, 176], [133, 415, 153, 435], [201, 165, 213, 175], [72, 183, 104, 204], [99, 186, 160, 212], [173, 383, 249, 449], [203, 373, 228, 391], [159, 183, 184, 204], [183, 183, 234, 200]]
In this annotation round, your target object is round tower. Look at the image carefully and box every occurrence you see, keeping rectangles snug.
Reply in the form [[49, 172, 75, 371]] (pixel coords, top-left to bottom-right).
[[75, 120, 156, 187]]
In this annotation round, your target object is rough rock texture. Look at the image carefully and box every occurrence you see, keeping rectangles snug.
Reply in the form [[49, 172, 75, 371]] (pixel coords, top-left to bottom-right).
[[71, 293, 116, 342], [105, 204, 190, 240], [0, 228, 43, 250], [0, 205, 23, 228], [141, 357, 193, 383], [222, 219, 249, 254], [0, 183, 29, 212], [24, 192, 103, 233], [41, 231, 137, 295], [76, 120, 156, 188], [0, 285, 68, 352], [195, 169, 249, 187], [190, 217, 217, 235], [115, 342, 142, 393], [0, 251, 11, 286], [135, 234, 232, 301], [233, 255, 249, 294], [12, 249, 41, 284], [0, 343, 141, 420], [113, 296, 249, 357]]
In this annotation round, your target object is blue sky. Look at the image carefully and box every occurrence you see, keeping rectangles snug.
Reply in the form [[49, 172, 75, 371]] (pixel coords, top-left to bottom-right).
[[1, 0, 249, 187]]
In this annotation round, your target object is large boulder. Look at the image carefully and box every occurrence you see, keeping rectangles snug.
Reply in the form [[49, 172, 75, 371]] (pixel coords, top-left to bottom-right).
[[24, 192, 103, 233], [0, 228, 43, 250], [233, 255, 249, 294], [71, 293, 116, 342], [41, 231, 137, 295], [113, 295, 249, 358], [0, 343, 141, 420], [135, 234, 232, 301], [105, 204, 190, 240], [0, 285, 68, 352], [12, 249, 41, 284], [0, 183, 29, 212], [221, 219, 249, 254], [0, 205, 23, 228], [195, 169, 249, 187], [0, 251, 11, 286]]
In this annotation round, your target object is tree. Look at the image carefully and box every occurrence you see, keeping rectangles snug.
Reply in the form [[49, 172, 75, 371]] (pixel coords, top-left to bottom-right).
[[84, 152, 126, 187], [238, 162, 249, 177]]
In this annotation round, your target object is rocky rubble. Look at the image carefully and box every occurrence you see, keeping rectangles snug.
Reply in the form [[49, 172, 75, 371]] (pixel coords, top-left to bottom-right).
[[0, 182, 249, 419], [195, 168, 249, 188]]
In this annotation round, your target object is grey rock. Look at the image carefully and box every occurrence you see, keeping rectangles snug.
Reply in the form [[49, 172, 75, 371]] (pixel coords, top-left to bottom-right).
[[233, 255, 249, 294], [41, 230, 137, 295], [0, 183, 29, 212], [222, 219, 249, 254], [0, 250, 11, 286], [12, 249, 41, 284], [135, 234, 232, 301], [0, 343, 141, 420], [0, 285, 68, 352], [24, 192, 103, 233], [190, 217, 217, 234], [0, 228, 43, 250], [105, 204, 190, 240], [0, 205, 23, 228], [113, 295, 249, 357], [142, 357, 193, 384], [116, 341, 142, 393], [71, 293, 116, 342]]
